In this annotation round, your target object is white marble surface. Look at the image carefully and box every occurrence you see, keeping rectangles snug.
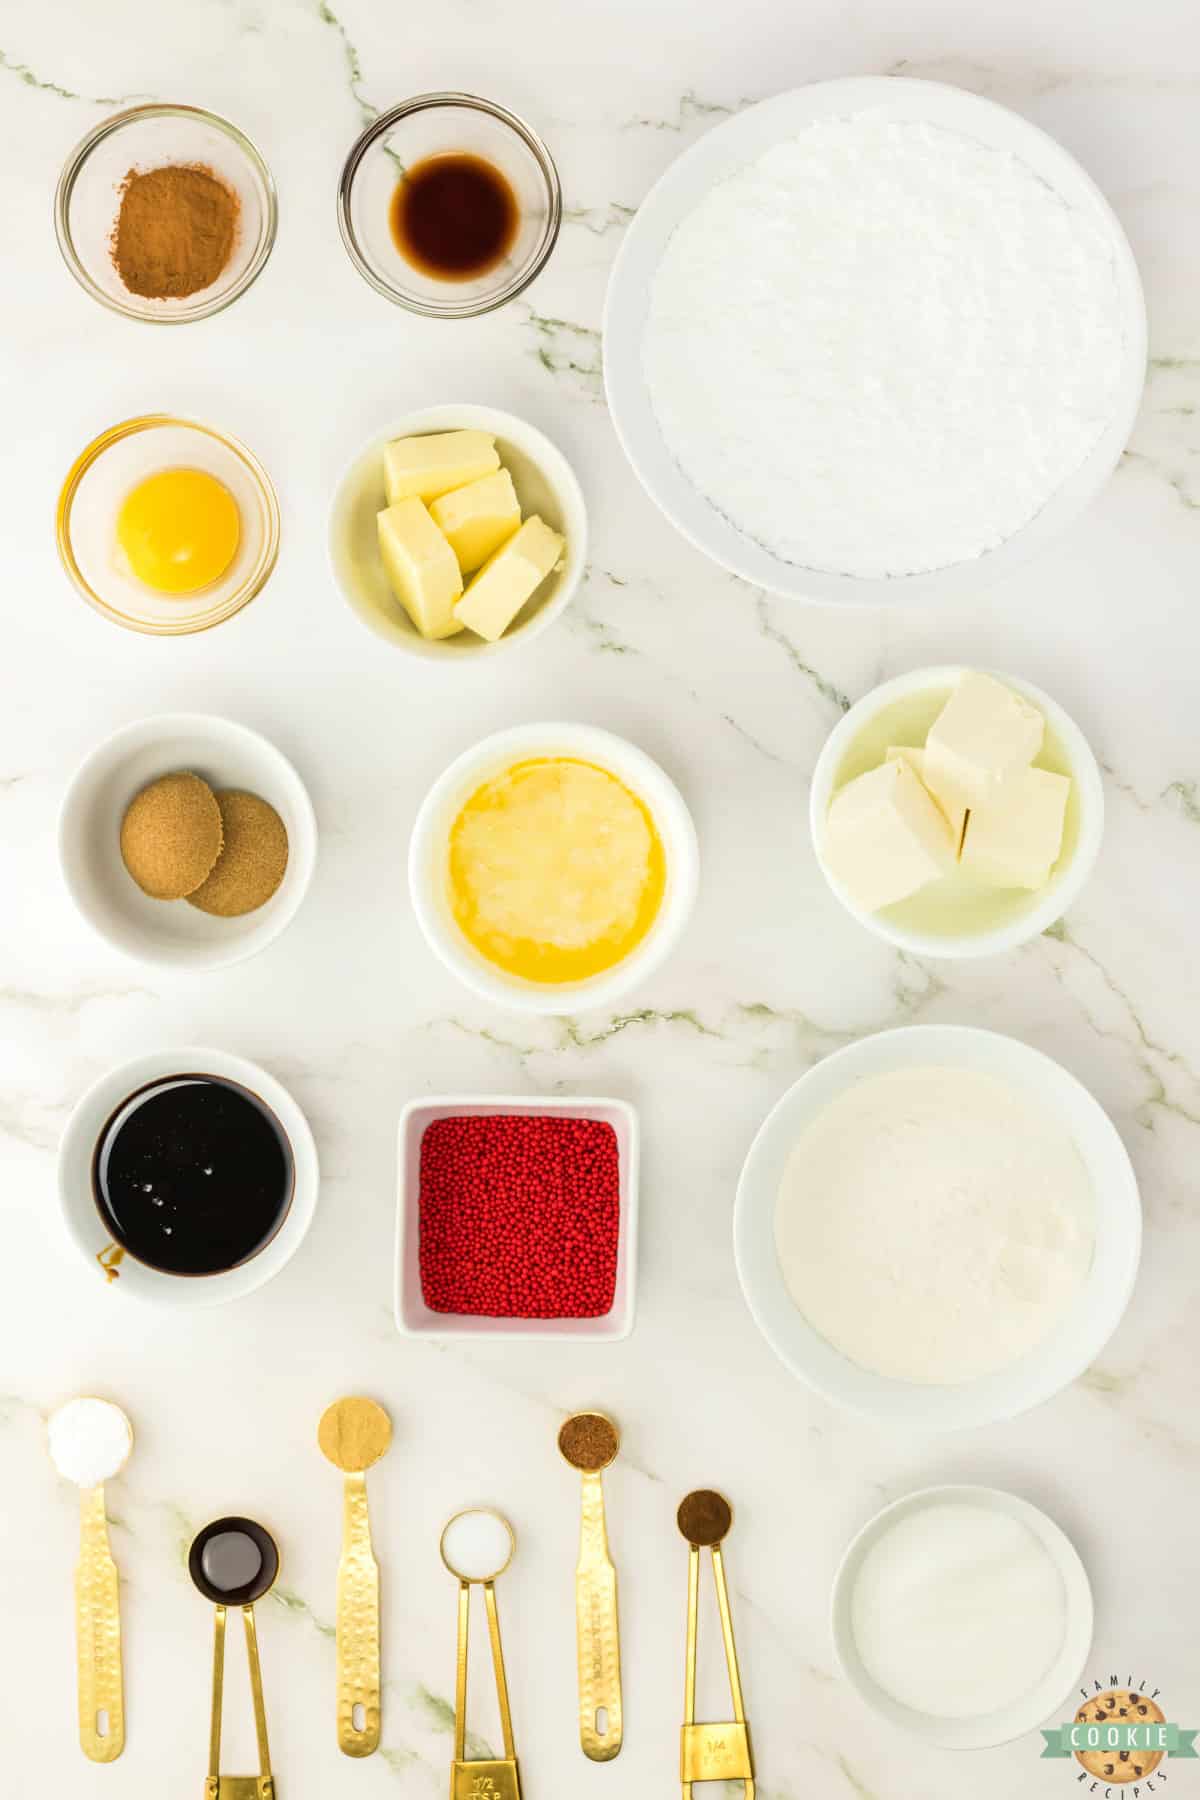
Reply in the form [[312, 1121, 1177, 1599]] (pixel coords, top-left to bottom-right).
[[2, 2, 1199, 1796]]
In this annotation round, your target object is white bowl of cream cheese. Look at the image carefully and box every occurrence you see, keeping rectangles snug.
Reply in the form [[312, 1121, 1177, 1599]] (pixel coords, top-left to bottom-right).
[[734, 1025, 1140, 1429], [809, 665, 1105, 957]]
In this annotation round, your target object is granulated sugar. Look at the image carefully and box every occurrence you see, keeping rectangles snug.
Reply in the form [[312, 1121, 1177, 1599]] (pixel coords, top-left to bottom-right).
[[644, 114, 1126, 578]]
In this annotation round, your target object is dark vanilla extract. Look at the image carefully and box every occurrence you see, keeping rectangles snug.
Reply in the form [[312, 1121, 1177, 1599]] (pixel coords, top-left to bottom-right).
[[389, 153, 518, 281]]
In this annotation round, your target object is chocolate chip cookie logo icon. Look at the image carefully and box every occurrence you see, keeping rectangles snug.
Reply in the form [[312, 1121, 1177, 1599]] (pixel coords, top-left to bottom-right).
[[1040, 1678, 1197, 1791]]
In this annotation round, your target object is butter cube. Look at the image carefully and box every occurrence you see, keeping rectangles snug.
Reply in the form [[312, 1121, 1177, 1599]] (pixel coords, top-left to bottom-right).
[[383, 431, 500, 505], [924, 673, 1044, 822], [886, 745, 966, 850], [824, 759, 956, 913], [454, 515, 563, 642], [429, 468, 522, 574], [377, 499, 463, 639], [960, 767, 1071, 890]]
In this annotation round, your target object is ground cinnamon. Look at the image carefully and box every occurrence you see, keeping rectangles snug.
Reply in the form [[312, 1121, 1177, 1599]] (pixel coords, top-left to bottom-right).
[[558, 1412, 619, 1472], [677, 1489, 733, 1546], [112, 164, 238, 300]]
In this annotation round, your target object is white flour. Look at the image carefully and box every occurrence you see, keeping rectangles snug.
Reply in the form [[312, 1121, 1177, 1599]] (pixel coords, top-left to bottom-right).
[[850, 1501, 1066, 1719], [774, 1065, 1094, 1384], [644, 114, 1126, 577]]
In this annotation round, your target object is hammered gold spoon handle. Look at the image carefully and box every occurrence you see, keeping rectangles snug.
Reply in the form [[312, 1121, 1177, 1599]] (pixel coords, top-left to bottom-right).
[[577, 1469, 623, 1760], [336, 1471, 381, 1756], [77, 1484, 125, 1761]]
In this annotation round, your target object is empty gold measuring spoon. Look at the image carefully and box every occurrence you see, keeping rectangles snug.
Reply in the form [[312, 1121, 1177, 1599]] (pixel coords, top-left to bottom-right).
[[557, 1411, 623, 1761], [189, 1516, 280, 1800], [47, 1396, 133, 1763], [440, 1508, 522, 1800], [677, 1490, 754, 1800], [318, 1396, 392, 1757]]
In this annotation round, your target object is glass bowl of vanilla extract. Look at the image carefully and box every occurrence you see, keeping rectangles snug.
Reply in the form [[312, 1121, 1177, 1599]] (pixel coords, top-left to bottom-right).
[[337, 93, 561, 318]]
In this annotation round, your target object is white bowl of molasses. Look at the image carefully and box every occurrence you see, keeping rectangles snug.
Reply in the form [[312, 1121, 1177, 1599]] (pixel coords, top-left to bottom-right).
[[57, 1047, 319, 1307], [336, 92, 561, 318]]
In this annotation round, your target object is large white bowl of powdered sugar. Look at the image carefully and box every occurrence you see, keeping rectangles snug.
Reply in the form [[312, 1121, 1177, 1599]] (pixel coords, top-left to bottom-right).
[[734, 1025, 1140, 1427], [605, 77, 1146, 604]]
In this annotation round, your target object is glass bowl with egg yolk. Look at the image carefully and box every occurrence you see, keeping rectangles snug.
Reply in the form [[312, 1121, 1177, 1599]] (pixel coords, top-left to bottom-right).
[[57, 415, 279, 634], [447, 757, 667, 985]]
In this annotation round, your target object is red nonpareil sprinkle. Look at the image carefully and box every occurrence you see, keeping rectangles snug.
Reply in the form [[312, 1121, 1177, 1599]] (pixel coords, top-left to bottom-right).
[[418, 1114, 621, 1319]]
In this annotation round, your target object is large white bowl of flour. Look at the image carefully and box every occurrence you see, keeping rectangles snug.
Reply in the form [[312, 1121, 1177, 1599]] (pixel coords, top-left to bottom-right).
[[734, 1026, 1140, 1427], [605, 78, 1146, 603]]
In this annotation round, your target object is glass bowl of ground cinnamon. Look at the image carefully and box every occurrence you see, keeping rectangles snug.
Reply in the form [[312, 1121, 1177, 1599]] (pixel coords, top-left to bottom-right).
[[55, 103, 277, 323]]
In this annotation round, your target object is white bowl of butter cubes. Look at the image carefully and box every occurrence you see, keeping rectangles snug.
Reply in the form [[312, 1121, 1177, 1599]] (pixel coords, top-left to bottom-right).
[[811, 668, 1104, 958], [328, 404, 585, 659]]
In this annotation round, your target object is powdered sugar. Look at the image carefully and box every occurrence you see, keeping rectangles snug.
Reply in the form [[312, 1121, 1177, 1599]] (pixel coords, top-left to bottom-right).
[[643, 114, 1126, 578]]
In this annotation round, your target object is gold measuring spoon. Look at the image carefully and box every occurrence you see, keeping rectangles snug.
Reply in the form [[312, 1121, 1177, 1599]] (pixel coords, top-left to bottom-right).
[[440, 1508, 522, 1800], [557, 1411, 623, 1760], [47, 1396, 133, 1763], [189, 1516, 280, 1800], [677, 1490, 754, 1800], [317, 1396, 392, 1757]]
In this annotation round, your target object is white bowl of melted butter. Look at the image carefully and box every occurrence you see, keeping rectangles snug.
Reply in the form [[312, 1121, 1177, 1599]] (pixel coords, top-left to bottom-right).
[[409, 722, 699, 1014]]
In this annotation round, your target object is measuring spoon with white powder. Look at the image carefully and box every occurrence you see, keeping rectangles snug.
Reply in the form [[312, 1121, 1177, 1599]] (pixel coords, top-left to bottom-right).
[[47, 1396, 133, 1761]]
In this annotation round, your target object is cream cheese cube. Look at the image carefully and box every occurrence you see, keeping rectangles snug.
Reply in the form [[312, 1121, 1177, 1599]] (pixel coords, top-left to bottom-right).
[[924, 673, 1044, 820], [429, 468, 521, 574], [886, 745, 966, 850], [824, 758, 956, 913], [454, 515, 563, 642], [383, 431, 500, 505], [960, 767, 1071, 890], [377, 499, 464, 639]]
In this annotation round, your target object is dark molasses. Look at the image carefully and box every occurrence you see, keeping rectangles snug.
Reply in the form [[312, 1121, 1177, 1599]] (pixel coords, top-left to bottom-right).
[[92, 1075, 293, 1276], [389, 153, 518, 281]]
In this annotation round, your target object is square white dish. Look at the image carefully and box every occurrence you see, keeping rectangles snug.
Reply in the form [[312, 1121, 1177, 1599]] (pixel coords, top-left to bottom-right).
[[395, 1094, 639, 1339]]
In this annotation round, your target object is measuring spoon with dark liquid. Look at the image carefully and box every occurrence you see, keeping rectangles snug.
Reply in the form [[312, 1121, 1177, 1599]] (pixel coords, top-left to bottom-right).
[[189, 1517, 280, 1800], [92, 1075, 293, 1277]]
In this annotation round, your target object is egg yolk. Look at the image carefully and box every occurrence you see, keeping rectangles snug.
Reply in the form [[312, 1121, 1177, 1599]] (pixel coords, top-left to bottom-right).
[[116, 468, 240, 595]]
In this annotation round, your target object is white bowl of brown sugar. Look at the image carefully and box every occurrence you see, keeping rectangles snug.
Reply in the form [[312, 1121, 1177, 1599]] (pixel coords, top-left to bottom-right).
[[59, 713, 317, 970]]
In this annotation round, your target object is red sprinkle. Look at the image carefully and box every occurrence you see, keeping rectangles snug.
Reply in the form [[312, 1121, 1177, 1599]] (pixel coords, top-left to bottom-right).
[[418, 1114, 620, 1319]]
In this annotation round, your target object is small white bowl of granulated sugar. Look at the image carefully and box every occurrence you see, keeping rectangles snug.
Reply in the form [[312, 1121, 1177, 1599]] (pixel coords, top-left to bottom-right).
[[605, 76, 1146, 604]]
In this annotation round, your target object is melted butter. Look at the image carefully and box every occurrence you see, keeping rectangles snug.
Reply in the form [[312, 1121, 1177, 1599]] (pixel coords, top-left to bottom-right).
[[448, 757, 666, 983]]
